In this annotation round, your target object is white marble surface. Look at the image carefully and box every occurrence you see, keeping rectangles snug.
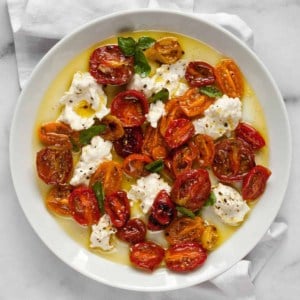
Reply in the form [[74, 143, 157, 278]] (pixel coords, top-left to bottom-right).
[[1, 0, 300, 299]]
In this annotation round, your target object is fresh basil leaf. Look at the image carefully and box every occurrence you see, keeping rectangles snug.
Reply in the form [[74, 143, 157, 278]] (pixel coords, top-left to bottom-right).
[[136, 36, 156, 50], [134, 49, 151, 77], [204, 191, 216, 207], [69, 137, 80, 153], [92, 181, 105, 214], [145, 159, 164, 173], [199, 85, 223, 98], [79, 124, 106, 145], [149, 88, 169, 103], [118, 37, 136, 56], [176, 206, 195, 219]]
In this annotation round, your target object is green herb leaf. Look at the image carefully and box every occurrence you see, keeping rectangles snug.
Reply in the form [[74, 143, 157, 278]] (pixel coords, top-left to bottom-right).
[[69, 137, 80, 153], [204, 191, 216, 207], [149, 88, 169, 103], [199, 85, 223, 98], [176, 206, 195, 219], [92, 181, 105, 214], [134, 49, 151, 77], [118, 37, 136, 56], [79, 124, 106, 145], [145, 159, 164, 173], [136, 36, 156, 50]]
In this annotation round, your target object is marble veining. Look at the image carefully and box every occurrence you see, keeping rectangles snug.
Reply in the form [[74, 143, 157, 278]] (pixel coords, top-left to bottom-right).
[[1, 0, 299, 300]]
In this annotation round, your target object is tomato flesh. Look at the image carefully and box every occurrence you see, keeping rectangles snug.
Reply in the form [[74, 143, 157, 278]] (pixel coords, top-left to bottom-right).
[[185, 61, 215, 87], [116, 218, 146, 244], [130, 241, 165, 272], [123, 153, 152, 179], [89, 45, 134, 85], [111, 90, 149, 127], [104, 191, 130, 228], [165, 242, 207, 272], [69, 186, 100, 226], [242, 165, 271, 201]]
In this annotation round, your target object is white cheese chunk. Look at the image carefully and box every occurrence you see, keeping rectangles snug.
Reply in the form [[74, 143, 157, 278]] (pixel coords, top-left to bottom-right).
[[127, 173, 171, 214], [128, 60, 189, 98], [57, 71, 109, 130], [213, 183, 250, 226], [70, 136, 112, 186], [193, 95, 242, 140], [90, 214, 117, 251], [146, 100, 166, 128]]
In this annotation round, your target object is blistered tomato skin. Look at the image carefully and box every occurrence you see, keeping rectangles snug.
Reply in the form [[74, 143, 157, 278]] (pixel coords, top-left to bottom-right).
[[130, 241, 165, 272], [89, 45, 134, 85], [116, 218, 147, 244], [165, 242, 207, 272], [185, 61, 215, 87]]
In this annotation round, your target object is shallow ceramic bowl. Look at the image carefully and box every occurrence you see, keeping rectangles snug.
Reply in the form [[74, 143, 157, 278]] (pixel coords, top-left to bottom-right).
[[10, 9, 291, 291]]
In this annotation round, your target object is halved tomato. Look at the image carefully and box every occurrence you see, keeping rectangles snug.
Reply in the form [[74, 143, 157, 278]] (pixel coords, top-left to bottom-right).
[[89, 45, 134, 85], [99, 115, 125, 141], [123, 153, 152, 179], [111, 90, 149, 127], [116, 218, 147, 244], [69, 186, 100, 226], [185, 61, 215, 87]]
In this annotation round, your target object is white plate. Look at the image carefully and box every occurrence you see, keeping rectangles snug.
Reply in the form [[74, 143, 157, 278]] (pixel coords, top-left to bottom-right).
[[9, 9, 291, 291]]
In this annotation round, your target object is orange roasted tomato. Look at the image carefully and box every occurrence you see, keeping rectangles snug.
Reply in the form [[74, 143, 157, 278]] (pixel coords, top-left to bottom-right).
[[165, 242, 207, 272], [130, 241, 165, 272], [69, 186, 100, 226], [46, 185, 73, 216], [89, 45, 134, 85], [179, 87, 214, 118], [99, 115, 125, 141], [165, 216, 205, 245], [214, 58, 244, 98], [122, 153, 152, 179], [171, 169, 211, 211], [89, 161, 123, 195], [36, 147, 73, 185]]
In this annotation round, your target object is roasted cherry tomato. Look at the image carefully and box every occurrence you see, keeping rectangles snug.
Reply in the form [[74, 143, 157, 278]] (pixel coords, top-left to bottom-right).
[[113, 126, 144, 158], [46, 185, 73, 216], [165, 216, 205, 245], [201, 225, 219, 250], [99, 115, 124, 141], [164, 118, 195, 149], [190, 134, 215, 168], [111, 90, 149, 127], [179, 88, 214, 118], [147, 190, 177, 231], [38, 122, 73, 149], [69, 186, 100, 226], [89, 161, 123, 195], [130, 241, 165, 272], [104, 191, 130, 228], [235, 122, 266, 150], [116, 218, 147, 244], [165, 242, 207, 272], [171, 169, 211, 211], [122, 153, 152, 179], [146, 37, 183, 64], [242, 165, 271, 201], [214, 58, 244, 98], [89, 45, 134, 85], [212, 138, 255, 182], [36, 147, 73, 185], [171, 143, 197, 176], [185, 61, 215, 87], [142, 125, 168, 160]]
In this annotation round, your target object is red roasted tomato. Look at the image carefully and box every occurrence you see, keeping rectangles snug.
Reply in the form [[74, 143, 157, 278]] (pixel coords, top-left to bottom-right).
[[212, 138, 255, 182], [165, 242, 207, 272], [171, 169, 211, 211], [111, 90, 149, 127], [36, 147, 73, 185], [130, 241, 165, 272], [242, 165, 271, 201], [104, 191, 130, 228], [185, 61, 215, 87], [116, 218, 147, 244], [113, 126, 144, 158], [164, 118, 195, 149], [89, 45, 134, 85], [235, 122, 266, 150], [69, 186, 100, 226]]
